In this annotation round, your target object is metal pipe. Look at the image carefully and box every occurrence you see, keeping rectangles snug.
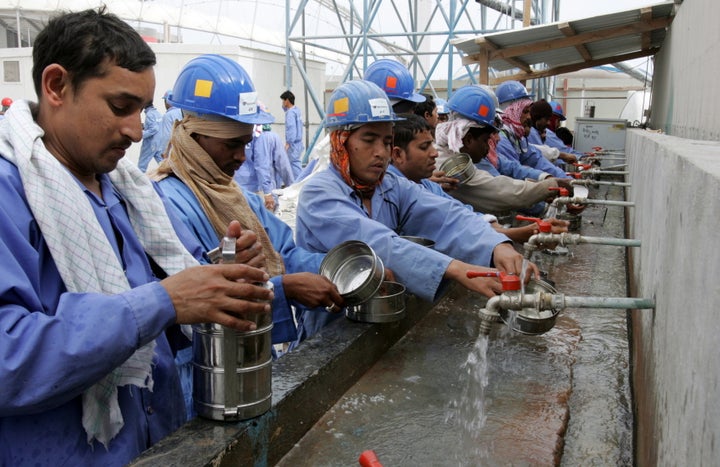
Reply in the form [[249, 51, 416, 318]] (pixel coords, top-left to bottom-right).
[[571, 179, 632, 188], [504, 292, 654, 312], [478, 291, 654, 335], [599, 163, 628, 170], [554, 295, 655, 310], [551, 197, 635, 208], [523, 232, 641, 258], [583, 169, 629, 176]]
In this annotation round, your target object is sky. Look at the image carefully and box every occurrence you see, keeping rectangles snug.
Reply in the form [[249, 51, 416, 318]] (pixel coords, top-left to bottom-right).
[[558, 0, 667, 20]]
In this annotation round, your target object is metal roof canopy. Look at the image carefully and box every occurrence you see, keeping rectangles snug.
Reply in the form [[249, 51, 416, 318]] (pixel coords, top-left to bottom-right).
[[453, 1, 676, 85]]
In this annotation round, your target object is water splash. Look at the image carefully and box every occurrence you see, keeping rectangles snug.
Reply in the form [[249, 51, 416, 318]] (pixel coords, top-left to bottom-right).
[[446, 333, 490, 463], [520, 257, 528, 295]]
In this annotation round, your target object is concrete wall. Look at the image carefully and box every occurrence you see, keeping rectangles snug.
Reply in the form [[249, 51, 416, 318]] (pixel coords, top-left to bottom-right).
[[626, 129, 720, 465], [631, 3, 720, 461], [650, 0, 720, 140]]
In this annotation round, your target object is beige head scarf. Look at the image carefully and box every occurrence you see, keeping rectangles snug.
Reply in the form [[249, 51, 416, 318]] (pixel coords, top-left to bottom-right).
[[151, 114, 284, 277]]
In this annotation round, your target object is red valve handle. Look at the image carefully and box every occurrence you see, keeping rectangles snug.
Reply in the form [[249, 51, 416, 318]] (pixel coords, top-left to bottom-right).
[[548, 186, 570, 197], [515, 215, 552, 232], [592, 146, 603, 151], [566, 172, 582, 179], [573, 162, 592, 171], [466, 271, 499, 278], [467, 271, 521, 291], [359, 450, 384, 467]]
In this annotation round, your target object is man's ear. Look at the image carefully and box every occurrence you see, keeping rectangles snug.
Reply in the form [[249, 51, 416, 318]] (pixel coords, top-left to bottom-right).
[[390, 145, 404, 163], [41, 64, 70, 107]]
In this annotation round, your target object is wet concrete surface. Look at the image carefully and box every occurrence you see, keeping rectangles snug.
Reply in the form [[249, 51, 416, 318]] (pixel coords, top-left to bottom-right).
[[277, 184, 633, 466]]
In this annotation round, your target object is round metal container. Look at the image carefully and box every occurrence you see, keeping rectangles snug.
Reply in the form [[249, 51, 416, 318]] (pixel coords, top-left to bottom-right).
[[438, 153, 475, 184], [399, 236, 435, 248], [320, 240, 385, 306], [346, 281, 406, 323], [499, 279, 560, 335], [192, 323, 273, 420]]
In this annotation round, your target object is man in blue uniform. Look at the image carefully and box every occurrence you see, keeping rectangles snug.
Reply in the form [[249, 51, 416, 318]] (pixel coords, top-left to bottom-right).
[[295, 80, 538, 339], [280, 90, 304, 177], [0, 9, 274, 466], [138, 102, 164, 172], [235, 123, 295, 211], [151, 55, 342, 354]]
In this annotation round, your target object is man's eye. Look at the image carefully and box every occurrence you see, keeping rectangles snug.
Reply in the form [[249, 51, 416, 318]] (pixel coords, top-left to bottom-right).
[[110, 103, 132, 116]]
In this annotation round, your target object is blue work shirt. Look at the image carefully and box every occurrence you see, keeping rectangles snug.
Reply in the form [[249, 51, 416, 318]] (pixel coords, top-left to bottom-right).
[[386, 164, 475, 213], [283, 106, 304, 177], [138, 105, 163, 172], [295, 166, 509, 336], [235, 130, 295, 194], [497, 127, 568, 178], [475, 149, 542, 180], [235, 133, 276, 195], [158, 107, 183, 158], [267, 130, 296, 188], [0, 158, 205, 466], [528, 126, 584, 159]]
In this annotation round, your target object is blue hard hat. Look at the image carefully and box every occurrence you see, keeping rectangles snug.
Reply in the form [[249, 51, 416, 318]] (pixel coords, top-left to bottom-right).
[[549, 100, 567, 121], [495, 80, 534, 106], [363, 59, 426, 103], [168, 54, 274, 124], [324, 79, 404, 129], [447, 85, 498, 129], [434, 98, 449, 115]]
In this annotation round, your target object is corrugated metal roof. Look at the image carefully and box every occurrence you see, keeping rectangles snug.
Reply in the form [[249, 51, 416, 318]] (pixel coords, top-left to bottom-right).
[[453, 1, 677, 84]]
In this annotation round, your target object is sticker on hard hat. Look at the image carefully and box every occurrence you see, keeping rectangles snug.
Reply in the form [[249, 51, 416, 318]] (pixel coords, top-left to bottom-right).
[[369, 98, 390, 117], [239, 91, 258, 115], [330, 97, 349, 116], [194, 79, 213, 98], [384, 76, 398, 90], [478, 104, 490, 117]]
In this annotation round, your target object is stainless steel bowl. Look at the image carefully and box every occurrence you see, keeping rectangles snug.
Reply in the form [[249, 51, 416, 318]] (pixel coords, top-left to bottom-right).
[[499, 279, 560, 335], [399, 236, 436, 249], [320, 240, 385, 306], [346, 281, 406, 323], [438, 153, 475, 184]]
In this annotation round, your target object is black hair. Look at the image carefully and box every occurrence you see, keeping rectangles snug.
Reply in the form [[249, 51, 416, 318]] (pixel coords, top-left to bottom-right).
[[392, 99, 416, 114], [529, 99, 553, 122], [280, 90, 295, 104], [392, 113, 432, 151], [554, 126, 574, 146], [413, 93, 436, 118], [32, 7, 156, 98], [466, 125, 497, 139]]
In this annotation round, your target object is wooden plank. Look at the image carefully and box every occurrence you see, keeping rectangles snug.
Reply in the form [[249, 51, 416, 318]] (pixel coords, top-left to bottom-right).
[[558, 22, 592, 61], [487, 16, 672, 61], [489, 48, 659, 85], [640, 8, 653, 51]]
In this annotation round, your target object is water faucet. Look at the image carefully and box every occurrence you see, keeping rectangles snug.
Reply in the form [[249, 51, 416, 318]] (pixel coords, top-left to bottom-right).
[[466, 270, 520, 334], [468, 268, 655, 336]]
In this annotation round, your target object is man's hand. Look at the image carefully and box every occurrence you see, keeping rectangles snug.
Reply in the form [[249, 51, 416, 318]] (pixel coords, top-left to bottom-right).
[[445, 260, 503, 298], [559, 152, 578, 164], [225, 221, 266, 270], [263, 193, 276, 212], [545, 217, 570, 234], [491, 243, 539, 281], [429, 170, 459, 192], [282, 272, 344, 311], [162, 264, 273, 331]]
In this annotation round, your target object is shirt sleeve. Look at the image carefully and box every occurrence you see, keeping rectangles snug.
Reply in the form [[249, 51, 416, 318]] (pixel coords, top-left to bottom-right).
[[252, 136, 277, 194]]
